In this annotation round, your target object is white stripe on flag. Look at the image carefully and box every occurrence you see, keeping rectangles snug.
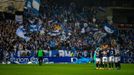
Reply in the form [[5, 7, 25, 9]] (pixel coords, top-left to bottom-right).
[[32, 0, 40, 11]]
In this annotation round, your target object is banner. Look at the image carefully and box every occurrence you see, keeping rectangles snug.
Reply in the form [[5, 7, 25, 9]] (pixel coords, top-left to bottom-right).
[[10, 57, 72, 64], [9, 50, 85, 64], [9, 50, 134, 64], [76, 57, 91, 64], [121, 56, 134, 63], [9, 56, 134, 64], [16, 50, 72, 57]]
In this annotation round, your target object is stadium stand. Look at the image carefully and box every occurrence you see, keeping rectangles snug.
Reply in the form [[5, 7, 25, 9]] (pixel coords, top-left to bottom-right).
[[0, 0, 134, 64]]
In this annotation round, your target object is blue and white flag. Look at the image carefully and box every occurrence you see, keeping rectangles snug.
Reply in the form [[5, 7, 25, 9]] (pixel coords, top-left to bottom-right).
[[25, 0, 32, 9], [103, 22, 115, 34], [93, 31, 107, 43], [32, 0, 40, 11], [29, 24, 41, 32], [32, 0, 40, 16], [16, 26, 30, 42], [104, 25, 114, 34]]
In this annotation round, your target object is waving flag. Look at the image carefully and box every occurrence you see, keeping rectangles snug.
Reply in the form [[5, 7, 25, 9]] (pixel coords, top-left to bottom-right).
[[93, 31, 107, 43], [25, 0, 32, 9], [32, 0, 40, 11], [32, 0, 40, 16], [24, 0, 40, 16], [104, 25, 114, 34], [16, 26, 30, 42], [103, 22, 119, 38], [103, 21, 115, 34], [48, 23, 62, 36]]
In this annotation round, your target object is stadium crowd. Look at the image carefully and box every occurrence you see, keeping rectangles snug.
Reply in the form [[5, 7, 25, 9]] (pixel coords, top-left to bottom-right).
[[119, 30, 134, 57], [0, 1, 134, 63]]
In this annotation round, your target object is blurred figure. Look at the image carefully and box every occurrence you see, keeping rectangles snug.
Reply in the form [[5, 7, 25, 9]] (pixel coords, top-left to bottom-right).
[[37, 48, 44, 66]]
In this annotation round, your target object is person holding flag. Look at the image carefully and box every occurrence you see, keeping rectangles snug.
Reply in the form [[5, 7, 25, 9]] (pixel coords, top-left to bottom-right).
[[37, 48, 44, 66]]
